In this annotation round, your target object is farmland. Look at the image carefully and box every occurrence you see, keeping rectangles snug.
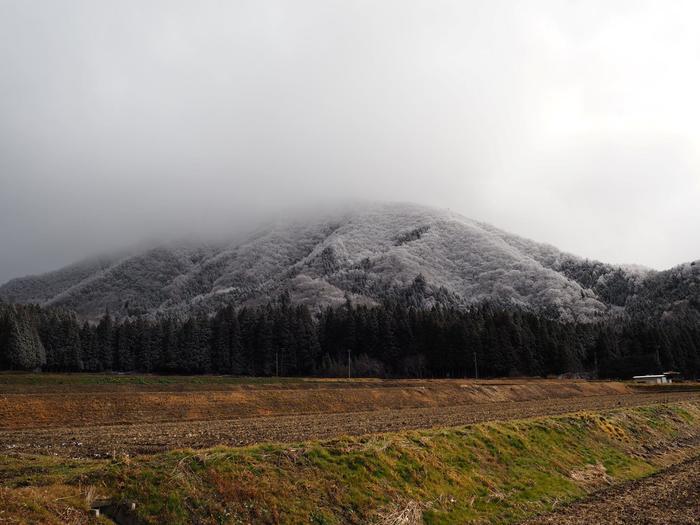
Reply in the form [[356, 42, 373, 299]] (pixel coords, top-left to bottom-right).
[[2, 380, 700, 459], [2, 374, 700, 524], [0, 375, 633, 432], [1, 375, 694, 457], [522, 455, 700, 524]]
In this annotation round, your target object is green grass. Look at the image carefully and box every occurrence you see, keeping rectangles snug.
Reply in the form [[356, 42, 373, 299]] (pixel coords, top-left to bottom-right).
[[99, 402, 700, 524], [0, 454, 106, 488], [3, 402, 700, 524]]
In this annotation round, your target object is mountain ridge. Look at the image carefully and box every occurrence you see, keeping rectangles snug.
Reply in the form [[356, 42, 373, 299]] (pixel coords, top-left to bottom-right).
[[1, 202, 697, 322]]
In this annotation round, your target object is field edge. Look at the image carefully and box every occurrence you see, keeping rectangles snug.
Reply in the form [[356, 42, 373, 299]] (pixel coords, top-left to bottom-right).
[[3, 401, 700, 524]]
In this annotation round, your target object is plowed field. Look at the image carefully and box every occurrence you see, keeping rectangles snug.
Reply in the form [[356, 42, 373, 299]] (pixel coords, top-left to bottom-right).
[[524, 456, 700, 524], [0, 378, 631, 430], [2, 389, 699, 458]]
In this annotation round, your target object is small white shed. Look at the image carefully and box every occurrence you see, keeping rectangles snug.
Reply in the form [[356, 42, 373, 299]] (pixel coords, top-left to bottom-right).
[[632, 374, 669, 384]]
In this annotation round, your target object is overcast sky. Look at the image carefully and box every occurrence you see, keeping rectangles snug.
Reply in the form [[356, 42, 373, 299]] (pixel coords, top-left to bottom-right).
[[1, 1, 699, 283]]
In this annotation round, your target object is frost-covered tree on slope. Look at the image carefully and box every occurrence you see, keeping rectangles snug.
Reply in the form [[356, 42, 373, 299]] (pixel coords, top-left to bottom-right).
[[0, 203, 697, 323]]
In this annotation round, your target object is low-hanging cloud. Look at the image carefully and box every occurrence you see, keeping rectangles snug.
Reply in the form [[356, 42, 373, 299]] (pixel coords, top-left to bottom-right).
[[1, 0, 699, 283]]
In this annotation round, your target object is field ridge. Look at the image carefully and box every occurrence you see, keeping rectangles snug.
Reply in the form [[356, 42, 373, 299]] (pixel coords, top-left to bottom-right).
[[2, 401, 700, 524]]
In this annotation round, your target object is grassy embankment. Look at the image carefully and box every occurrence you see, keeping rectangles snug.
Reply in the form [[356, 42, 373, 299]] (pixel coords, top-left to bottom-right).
[[2, 402, 700, 524]]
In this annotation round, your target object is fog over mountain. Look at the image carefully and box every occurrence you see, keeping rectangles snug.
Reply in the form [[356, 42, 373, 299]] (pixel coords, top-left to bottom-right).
[[4, 4, 700, 523], [2, 1, 700, 285], [2, 202, 697, 323]]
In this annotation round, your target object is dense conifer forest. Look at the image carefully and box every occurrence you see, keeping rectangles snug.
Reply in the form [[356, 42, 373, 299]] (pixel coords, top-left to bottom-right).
[[0, 295, 698, 379]]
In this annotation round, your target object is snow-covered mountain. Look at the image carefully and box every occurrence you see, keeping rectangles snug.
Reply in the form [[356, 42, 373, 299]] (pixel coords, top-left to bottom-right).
[[1, 202, 696, 321]]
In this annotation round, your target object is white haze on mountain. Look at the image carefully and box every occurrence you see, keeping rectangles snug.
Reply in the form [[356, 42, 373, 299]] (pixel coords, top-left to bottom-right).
[[0, 202, 655, 322], [1, 1, 700, 284]]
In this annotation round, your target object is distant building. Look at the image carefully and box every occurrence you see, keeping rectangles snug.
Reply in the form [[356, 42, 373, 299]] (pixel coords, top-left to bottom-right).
[[632, 374, 669, 384]]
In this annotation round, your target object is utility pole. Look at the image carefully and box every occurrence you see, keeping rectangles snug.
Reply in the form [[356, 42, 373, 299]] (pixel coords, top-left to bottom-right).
[[594, 350, 599, 378], [473, 350, 478, 380], [347, 349, 351, 379]]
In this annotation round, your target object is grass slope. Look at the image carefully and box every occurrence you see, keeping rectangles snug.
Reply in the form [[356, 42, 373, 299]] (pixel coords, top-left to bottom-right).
[[2, 402, 700, 524]]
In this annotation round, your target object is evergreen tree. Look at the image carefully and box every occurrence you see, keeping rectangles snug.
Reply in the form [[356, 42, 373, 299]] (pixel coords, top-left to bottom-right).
[[96, 310, 114, 371], [0, 298, 698, 380], [80, 321, 100, 371], [5, 306, 45, 370], [58, 316, 83, 371]]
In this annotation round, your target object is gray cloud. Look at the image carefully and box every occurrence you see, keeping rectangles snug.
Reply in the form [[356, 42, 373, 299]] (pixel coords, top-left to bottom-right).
[[1, 0, 699, 283]]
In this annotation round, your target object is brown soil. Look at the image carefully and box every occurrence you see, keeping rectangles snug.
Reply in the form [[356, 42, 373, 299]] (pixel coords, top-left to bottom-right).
[[524, 455, 700, 524], [0, 376, 626, 394], [2, 390, 698, 458], [0, 379, 630, 430]]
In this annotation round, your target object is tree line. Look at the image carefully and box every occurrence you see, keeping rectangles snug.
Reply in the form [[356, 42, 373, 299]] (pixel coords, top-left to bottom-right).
[[1, 296, 699, 379]]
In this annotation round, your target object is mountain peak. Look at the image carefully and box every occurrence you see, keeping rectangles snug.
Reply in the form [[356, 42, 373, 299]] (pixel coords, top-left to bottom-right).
[[0, 202, 695, 322]]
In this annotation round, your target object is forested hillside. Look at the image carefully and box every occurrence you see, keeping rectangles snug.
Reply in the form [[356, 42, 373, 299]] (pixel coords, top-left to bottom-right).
[[0, 203, 642, 322], [4, 204, 696, 325], [1, 297, 698, 379], [1, 202, 698, 380]]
